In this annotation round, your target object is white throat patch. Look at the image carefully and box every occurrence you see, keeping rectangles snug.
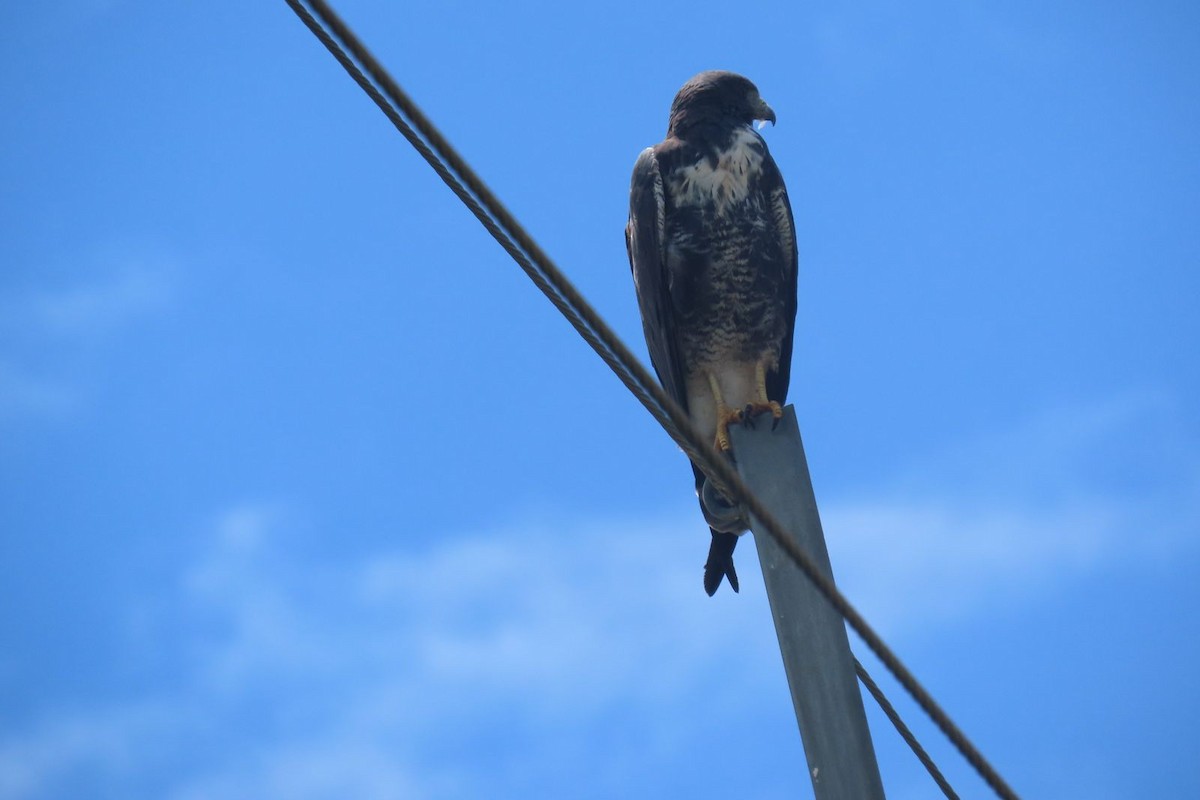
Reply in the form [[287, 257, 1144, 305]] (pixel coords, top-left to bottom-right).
[[672, 127, 764, 213]]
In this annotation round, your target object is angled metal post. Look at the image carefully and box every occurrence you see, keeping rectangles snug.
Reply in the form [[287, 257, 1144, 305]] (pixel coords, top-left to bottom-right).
[[728, 406, 885, 799]]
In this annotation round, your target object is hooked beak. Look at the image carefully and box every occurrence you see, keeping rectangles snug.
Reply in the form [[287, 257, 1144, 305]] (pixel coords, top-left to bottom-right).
[[753, 98, 777, 127]]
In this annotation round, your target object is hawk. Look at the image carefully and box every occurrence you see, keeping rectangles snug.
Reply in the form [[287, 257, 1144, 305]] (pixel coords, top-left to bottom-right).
[[625, 71, 798, 596]]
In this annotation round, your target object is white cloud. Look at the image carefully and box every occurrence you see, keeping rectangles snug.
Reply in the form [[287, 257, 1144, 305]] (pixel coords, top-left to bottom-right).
[[826, 497, 1121, 635], [0, 362, 74, 418], [0, 252, 177, 420], [168, 742, 427, 800], [184, 506, 770, 713], [824, 390, 1199, 634], [30, 265, 172, 336], [0, 705, 165, 799], [0, 250, 176, 344], [0, 501, 783, 799]]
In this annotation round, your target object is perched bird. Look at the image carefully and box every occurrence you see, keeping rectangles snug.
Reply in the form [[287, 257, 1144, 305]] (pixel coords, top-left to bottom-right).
[[625, 71, 798, 596]]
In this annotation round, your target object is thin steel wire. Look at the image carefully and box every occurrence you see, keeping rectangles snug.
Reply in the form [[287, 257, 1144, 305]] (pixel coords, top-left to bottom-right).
[[855, 657, 961, 799], [283, 3, 1021, 798]]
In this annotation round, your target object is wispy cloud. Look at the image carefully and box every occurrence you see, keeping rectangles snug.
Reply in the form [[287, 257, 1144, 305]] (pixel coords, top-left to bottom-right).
[[0, 503, 779, 799], [183, 505, 769, 712], [167, 742, 428, 800], [0, 251, 176, 420], [827, 390, 1199, 633], [0, 704, 166, 800], [827, 497, 1123, 634], [29, 265, 173, 337], [0, 361, 74, 418], [1, 396, 1195, 798]]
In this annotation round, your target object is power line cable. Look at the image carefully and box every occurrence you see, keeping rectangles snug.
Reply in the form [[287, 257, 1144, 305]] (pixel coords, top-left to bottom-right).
[[855, 657, 960, 799], [282, 3, 1021, 798]]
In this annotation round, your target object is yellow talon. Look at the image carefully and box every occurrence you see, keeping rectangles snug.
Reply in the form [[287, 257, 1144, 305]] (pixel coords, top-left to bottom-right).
[[744, 400, 783, 420], [714, 407, 744, 451], [708, 372, 743, 451], [746, 361, 783, 420]]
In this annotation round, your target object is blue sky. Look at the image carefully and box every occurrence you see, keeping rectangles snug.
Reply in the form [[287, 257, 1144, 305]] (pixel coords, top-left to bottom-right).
[[2, 0, 1198, 797]]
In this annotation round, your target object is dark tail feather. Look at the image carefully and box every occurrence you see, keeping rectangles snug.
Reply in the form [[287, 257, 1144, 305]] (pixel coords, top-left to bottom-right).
[[703, 530, 740, 596]]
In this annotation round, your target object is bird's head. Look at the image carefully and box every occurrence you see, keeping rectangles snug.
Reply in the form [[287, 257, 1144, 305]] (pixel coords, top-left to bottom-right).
[[667, 70, 776, 136]]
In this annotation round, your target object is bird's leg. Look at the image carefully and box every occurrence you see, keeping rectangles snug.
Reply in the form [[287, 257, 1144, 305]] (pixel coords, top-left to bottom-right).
[[708, 372, 743, 452], [742, 360, 784, 430]]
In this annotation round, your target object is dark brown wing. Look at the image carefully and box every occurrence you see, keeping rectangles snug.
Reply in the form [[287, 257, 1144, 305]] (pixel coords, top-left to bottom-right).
[[628, 145, 745, 596], [625, 146, 689, 412], [760, 150, 799, 404]]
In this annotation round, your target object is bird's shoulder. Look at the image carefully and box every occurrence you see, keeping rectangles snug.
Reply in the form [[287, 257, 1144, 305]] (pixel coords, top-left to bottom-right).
[[645, 136, 704, 176]]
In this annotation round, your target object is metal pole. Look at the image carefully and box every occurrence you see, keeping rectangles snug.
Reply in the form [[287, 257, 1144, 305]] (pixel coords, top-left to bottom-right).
[[729, 406, 885, 799]]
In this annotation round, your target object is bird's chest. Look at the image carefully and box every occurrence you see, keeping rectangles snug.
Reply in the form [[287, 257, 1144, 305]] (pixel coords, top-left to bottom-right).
[[666, 223, 783, 368], [667, 128, 765, 215]]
